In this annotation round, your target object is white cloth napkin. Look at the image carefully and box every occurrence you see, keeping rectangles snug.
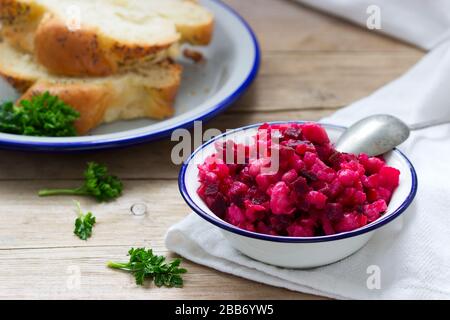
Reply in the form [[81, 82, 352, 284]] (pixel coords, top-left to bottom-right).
[[297, 0, 450, 50], [165, 1, 450, 299]]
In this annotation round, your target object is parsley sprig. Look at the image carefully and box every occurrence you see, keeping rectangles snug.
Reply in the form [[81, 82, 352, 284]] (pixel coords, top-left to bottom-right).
[[107, 248, 187, 287], [0, 92, 79, 137], [38, 162, 123, 202], [73, 201, 96, 240]]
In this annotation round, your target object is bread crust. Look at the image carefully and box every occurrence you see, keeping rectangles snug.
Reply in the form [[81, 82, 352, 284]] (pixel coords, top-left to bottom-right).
[[143, 74, 180, 119], [178, 17, 214, 45], [2, 24, 36, 52], [0, 0, 44, 52], [16, 72, 182, 134], [0, 54, 183, 134], [0, 0, 36, 24], [20, 81, 113, 134], [34, 15, 179, 77], [1, 0, 213, 76], [33, 16, 117, 77], [0, 69, 35, 92]]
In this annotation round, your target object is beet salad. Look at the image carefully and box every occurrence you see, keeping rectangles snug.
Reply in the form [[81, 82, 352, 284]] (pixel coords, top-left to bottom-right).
[[197, 123, 400, 237]]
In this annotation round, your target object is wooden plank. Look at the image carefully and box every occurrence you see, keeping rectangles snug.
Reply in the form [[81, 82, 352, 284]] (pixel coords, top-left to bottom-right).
[[0, 247, 321, 299], [223, 0, 421, 52], [258, 52, 422, 77], [0, 180, 185, 249], [230, 52, 422, 112]]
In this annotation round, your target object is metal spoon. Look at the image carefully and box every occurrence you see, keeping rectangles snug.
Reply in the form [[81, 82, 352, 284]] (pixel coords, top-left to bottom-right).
[[335, 114, 450, 156]]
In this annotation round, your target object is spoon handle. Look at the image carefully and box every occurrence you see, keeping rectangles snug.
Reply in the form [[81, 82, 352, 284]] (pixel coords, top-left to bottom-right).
[[409, 118, 450, 131]]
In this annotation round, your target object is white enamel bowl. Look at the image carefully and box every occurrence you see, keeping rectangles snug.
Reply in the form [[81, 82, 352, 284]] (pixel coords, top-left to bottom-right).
[[179, 122, 418, 268]]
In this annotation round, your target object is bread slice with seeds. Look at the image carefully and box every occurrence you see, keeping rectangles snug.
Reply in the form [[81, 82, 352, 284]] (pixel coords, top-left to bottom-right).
[[0, 0, 213, 76], [0, 39, 182, 134]]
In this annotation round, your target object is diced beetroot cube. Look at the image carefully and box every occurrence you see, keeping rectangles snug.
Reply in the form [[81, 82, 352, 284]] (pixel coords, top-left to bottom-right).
[[287, 219, 316, 237], [311, 160, 336, 183], [215, 164, 230, 179], [237, 166, 253, 185], [354, 180, 363, 191], [283, 126, 302, 139], [269, 215, 293, 234], [334, 212, 360, 233], [341, 160, 365, 176], [287, 224, 314, 237], [359, 214, 368, 227], [242, 222, 256, 232], [366, 188, 378, 202], [365, 174, 381, 189], [359, 154, 385, 174], [301, 123, 330, 144], [229, 181, 248, 206], [337, 169, 359, 187], [248, 158, 271, 177], [358, 153, 369, 165], [317, 183, 331, 198], [328, 179, 344, 199], [225, 204, 246, 226], [219, 177, 233, 195], [320, 214, 335, 235], [227, 163, 243, 177], [295, 142, 316, 155], [379, 187, 393, 202], [326, 203, 344, 222], [328, 151, 345, 170], [244, 200, 266, 222], [379, 166, 400, 191], [292, 176, 310, 195], [270, 181, 295, 215], [206, 193, 227, 218], [368, 156, 385, 174], [337, 187, 356, 206], [292, 158, 306, 173], [303, 152, 318, 168], [318, 167, 336, 183], [256, 221, 272, 235], [255, 173, 273, 192], [249, 189, 269, 206], [204, 183, 219, 196], [310, 180, 327, 192], [300, 170, 318, 182], [353, 190, 367, 205], [204, 172, 219, 183], [282, 169, 298, 184], [306, 191, 327, 209], [364, 199, 387, 222], [316, 143, 335, 160], [279, 145, 295, 159]]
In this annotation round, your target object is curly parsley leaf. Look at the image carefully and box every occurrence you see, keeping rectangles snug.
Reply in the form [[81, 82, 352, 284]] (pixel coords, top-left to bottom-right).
[[0, 92, 79, 137], [73, 201, 96, 240], [38, 162, 123, 202], [107, 248, 187, 287]]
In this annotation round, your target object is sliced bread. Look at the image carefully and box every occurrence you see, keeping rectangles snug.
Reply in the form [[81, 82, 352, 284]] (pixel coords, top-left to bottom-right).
[[0, 0, 213, 76], [0, 40, 182, 134]]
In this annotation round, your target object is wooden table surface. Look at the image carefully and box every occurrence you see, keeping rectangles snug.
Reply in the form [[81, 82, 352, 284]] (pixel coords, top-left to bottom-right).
[[0, 0, 423, 299]]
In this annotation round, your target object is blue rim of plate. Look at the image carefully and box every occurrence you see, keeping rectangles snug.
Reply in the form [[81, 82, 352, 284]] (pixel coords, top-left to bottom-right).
[[0, 0, 261, 152], [179, 121, 418, 243]]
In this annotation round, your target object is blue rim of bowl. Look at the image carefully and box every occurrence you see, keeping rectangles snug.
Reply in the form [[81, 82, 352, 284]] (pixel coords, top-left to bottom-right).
[[179, 121, 418, 243], [0, 0, 261, 152]]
